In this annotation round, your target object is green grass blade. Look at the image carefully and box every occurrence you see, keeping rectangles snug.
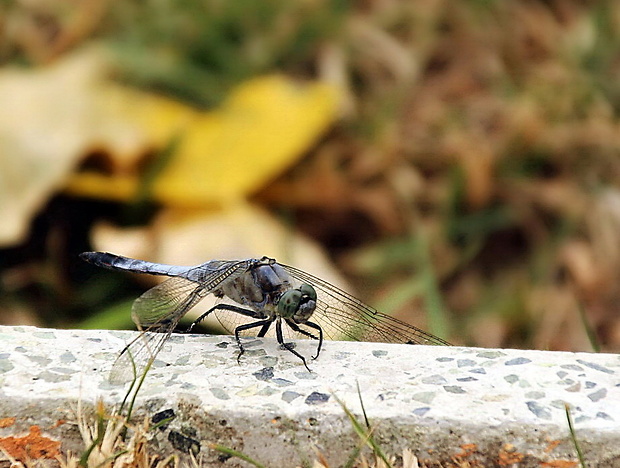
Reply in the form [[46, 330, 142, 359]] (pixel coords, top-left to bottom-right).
[[565, 403, 586, 468], [332, 392, 393, 468], [208, 443, 267, 468], [78, 408, 106, 467], [124, 357, 154, 422], [356, 381, 370, 429]]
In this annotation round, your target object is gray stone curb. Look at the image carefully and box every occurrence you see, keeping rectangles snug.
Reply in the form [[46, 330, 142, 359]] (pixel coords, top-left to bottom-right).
[[0, 325, 618, 467]]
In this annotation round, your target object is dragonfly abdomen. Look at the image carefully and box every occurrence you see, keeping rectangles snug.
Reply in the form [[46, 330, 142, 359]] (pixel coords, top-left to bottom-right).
[[79, 252, 189, 277]]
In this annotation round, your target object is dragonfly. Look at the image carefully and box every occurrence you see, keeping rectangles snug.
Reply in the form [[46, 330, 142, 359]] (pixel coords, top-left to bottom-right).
[[80, 251, 450, 382]]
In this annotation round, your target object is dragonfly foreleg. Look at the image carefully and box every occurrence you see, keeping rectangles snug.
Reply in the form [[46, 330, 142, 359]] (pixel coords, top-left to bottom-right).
[[275, 319, 311, 372], [285, 320, 324, 360]]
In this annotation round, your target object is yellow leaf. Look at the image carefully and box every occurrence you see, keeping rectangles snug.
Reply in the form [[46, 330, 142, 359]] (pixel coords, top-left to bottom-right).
[[154, 76, 338, 205], [68, 75, 340, 207]]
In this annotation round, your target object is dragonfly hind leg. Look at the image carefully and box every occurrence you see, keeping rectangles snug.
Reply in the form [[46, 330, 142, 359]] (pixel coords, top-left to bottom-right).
[[234, 319, 274, 364]]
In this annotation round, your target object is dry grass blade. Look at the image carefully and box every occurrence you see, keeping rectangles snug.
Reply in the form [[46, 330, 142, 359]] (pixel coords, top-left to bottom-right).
[[401, 449, 420, 468], [60, 398, 178, 468]]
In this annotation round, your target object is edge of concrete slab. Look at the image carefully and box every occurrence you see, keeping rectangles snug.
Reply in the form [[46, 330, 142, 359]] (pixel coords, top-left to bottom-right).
[[0, 325, 618, 467]]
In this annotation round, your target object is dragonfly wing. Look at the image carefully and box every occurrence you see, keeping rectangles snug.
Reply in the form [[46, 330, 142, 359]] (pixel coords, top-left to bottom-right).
[[109, 277, 207, 384], [283, 265, 451, 346], [131, 276, 208, 327], [109, 259, 259, 384]]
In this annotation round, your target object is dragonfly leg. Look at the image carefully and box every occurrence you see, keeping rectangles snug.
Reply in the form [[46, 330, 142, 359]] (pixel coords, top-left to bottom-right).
[[284, 320, 324, 360], [284, 320, 319, 340], [301, 321, 323, 360], [256, 321, 272, 337], [276, 319, 311, 372], [234, 319, 274, 364], [187, 304, 264, 333]]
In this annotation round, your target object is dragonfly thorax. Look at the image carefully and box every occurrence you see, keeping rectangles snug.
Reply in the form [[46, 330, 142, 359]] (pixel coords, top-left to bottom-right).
[[213, 260, 317, 323], [277, 283, 317, 323]]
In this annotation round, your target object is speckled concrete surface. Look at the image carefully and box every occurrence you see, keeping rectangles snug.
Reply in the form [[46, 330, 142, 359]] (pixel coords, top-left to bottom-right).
[[0, 325, 618, 467]]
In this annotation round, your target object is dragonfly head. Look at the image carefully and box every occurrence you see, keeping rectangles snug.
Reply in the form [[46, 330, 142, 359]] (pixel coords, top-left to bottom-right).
[[278, 283, 317, 322]]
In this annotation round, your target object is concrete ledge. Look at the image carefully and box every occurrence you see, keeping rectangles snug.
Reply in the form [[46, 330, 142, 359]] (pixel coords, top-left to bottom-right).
[[0, 325, 618, 467]]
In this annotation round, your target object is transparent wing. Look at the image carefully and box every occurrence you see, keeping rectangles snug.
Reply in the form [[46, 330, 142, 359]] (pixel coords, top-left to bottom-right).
[[109, 277, 207, 384], [213, 308, 253, 336], [282, 264, 451, 346], [109, 258, 254, 384]]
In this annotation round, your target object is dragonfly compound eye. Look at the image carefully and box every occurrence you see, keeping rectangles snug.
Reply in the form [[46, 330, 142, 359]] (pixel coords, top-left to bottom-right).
[[293, 284, 317, 323], [278, 290, 303, 318], [278, 284, 317, 321], [299, 283, 317, 301]]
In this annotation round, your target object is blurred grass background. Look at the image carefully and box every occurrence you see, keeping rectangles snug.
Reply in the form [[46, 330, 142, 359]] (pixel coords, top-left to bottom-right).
[[1, 0, 619, 353]]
